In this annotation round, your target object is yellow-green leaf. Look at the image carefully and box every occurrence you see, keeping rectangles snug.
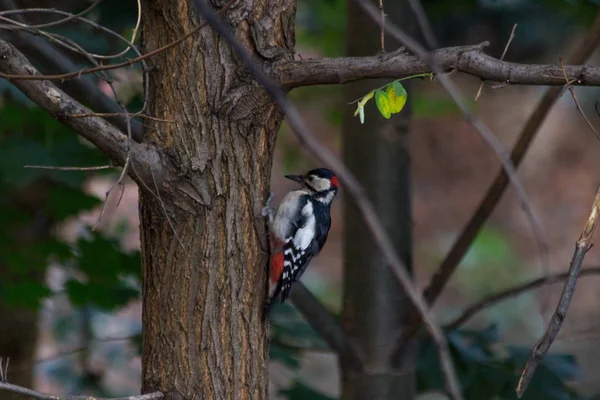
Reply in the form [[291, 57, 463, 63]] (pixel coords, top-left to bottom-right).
[[374, 90, 391, 119], [386, 84, 408, 114]]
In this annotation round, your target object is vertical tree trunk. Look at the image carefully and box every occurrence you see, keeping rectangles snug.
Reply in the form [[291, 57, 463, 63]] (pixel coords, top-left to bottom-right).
[[0, 182, 52, 400], [139, 1, 295, 399], [341, 1, 417, 398]]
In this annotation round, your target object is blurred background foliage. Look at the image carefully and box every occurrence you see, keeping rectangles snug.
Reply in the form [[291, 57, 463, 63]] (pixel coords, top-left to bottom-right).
[[1, 0, 600, 399]]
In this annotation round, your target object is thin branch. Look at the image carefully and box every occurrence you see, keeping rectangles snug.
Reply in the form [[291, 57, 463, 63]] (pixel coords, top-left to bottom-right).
[[0, 1, 101, 30], [406, 0, 438, 49], [0, 0, 143, 140], [559, 56, 600, 140], [0, 38, 162, 186], [444, 267, 600, 331], [192, 0, 462, 398], [0, 357, 8, 382], [475, 23, 517, 101], [0, 7, 150, 132], [500, 24, 518, 61], [0, 0, 234, 82], [378, 0, 385, 52], [289, 283, 363, 369], [392, 10, 600, 363], [0, 39, 127, 163], [516, 186, 600, 398], [0, 382, 163, 400], [24, 165, 115, 171]]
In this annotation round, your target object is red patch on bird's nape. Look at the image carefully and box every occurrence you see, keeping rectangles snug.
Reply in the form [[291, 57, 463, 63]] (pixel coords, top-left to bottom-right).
[[331, 176, 339, 188]]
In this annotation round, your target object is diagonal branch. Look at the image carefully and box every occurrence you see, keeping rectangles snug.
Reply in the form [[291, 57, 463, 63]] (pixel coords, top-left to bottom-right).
[[392, 10, 600, 362], [0, 381, 163, 400], [516, 186, 600, 398], [0, 0, 143, 140], [290, 283, 363, 369], [275, 42, 600, 90], [444, 266, 600, 331], [0, 39, 160, 182]]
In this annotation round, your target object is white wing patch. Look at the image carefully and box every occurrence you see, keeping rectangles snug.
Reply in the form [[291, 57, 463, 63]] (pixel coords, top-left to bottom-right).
[[293, 202, 315, 250], [272, 190, 309, 240]]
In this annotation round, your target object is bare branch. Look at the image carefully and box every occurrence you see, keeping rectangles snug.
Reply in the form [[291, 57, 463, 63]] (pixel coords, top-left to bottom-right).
[[275, 41, 600, 90], [393, 10, 600, 361], [192, 0, 462, 398], [24, 165, 115, 171], [0, 38, 161, 182], [516, 187, 600, 398], [0, 0, 234, 83], [290, 283, 363, 369], [0, 1, 101, 30], [444, 267, 600, 331], [0, 0, 144, 140], [378, 0, 385, 52], [0, 381, 163, 400]]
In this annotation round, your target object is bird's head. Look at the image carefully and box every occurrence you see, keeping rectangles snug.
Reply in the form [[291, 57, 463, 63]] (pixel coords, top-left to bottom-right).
[[285, 168, 339, 202]]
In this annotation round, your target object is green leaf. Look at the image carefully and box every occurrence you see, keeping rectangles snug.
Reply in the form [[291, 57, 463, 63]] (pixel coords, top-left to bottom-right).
[[393, 81, 406, 99], [45, 186, 101, 221], [0, 138, 55, 186], [280, 381, 335, 400], [374, 90, 391, 119], [0, 280, 52, 310], [65, 279, 139, 310]]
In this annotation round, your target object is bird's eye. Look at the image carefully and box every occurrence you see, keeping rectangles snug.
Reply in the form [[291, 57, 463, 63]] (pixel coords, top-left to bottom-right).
[[307, 175, 314, 181]]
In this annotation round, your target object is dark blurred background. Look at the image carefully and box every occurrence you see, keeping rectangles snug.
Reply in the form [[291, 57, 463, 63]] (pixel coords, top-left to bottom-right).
[[2, 0, 600, 399]]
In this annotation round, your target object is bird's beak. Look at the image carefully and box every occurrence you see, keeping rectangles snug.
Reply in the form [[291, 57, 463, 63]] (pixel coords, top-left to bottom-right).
[[285, 174, 304, 184]]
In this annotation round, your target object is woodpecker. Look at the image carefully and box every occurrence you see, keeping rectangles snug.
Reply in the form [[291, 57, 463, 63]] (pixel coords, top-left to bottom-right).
[[262, 168, 339, 312]]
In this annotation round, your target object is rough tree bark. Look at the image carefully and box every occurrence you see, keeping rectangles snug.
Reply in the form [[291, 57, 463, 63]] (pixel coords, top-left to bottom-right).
[[341, 0, 417, 398], [138, 1, 295, 399]]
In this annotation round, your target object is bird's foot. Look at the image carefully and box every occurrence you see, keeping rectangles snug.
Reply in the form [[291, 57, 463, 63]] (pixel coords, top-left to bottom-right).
[[261, 191, 274, 225]]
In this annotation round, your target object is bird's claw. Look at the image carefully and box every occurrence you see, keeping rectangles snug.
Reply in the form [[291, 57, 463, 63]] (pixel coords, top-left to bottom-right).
[[261, 192, 274, 222]]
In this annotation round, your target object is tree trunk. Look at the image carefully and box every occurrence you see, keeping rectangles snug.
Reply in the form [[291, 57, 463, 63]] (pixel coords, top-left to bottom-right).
[[0, 181, 52, 400], [341, 0, 417, 398], [139, 1, 295, 399]]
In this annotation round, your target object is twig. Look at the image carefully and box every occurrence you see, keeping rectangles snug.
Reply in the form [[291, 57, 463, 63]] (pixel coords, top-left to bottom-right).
[[392, 10, 600, 363], [0, 0, 235, 82], [406, 0, 438, 49], [0, 0, 143, 141], [475, 23, 517, 101], [516, 186, 600, 398], [0, 357, 8, 382], [0, 382, 163, 400], [444, 266, 600, 331], [378, 0, 385, 52], [69, 112, 173, 123], [192, 1, 462, 398], [0, 1, 101, 30], [559, 56, 600, 140], [24, 165, 115, 171]]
